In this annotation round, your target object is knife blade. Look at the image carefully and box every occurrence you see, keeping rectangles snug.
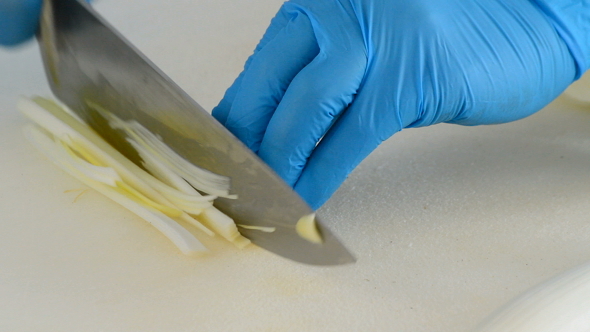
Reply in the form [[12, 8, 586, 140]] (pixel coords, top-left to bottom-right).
[[37, 0, 355, 265]]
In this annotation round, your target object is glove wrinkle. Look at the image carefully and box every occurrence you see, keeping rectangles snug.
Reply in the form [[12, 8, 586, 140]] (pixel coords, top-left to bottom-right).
[[223, 9, 320, 152], [530, 0, 590, 78], [214, 0, 579, 209], [212, 5, 295, 125]]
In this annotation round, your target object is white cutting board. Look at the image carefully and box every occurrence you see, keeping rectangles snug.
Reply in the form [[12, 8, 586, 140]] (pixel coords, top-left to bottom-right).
[[2, 1, 590, 331]]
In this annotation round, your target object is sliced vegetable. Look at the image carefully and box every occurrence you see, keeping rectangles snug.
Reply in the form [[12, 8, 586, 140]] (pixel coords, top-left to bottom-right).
[[128, 138, 204, 194], [231, 236, 252, 250], [19, 97, 179, 209], [19, 96, 253, 255], [59, 138, 120, 187], [89, 106, 250, 248], [197, 207, 251, 248], [296, 213, 323, 244], [91, 103, 235, 198], [19, 97, 216, 236], [23, 124, 207, 255], [115, 181, 183, 218], [237, 224, 276, 233]]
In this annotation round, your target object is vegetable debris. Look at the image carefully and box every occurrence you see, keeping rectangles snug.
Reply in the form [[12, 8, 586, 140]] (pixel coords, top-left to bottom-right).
[[237, 224, 277, 233], [295, 213, 323, 244], [19, 96, 251, 255]]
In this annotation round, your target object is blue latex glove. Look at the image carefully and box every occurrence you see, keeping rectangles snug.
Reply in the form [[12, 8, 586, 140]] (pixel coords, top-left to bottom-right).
[[221, 0, 586, 210], [0, 0, 94, 46], [0, 0, 42, 46]]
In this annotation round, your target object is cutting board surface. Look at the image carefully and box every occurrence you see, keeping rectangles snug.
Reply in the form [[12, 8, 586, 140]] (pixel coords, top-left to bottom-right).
[[2, 1, 590, 331]]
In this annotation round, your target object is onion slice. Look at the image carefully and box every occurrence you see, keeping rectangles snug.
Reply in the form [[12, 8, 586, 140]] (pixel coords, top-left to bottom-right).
[[19, 96, 253, 253], [91, 103, 235, 198], [23, 124, 207, 255]]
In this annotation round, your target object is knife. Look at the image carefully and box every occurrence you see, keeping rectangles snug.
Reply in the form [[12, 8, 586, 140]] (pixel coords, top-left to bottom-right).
[[36, 0, 355, 265]]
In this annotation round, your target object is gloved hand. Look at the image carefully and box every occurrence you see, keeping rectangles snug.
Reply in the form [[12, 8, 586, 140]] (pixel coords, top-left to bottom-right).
[[213, 0, 588, 210], [0, 0, 43, 46]]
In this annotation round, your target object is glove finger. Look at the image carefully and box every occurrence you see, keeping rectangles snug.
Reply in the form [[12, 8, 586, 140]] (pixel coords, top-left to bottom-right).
[[212, 5, 292, 124], [222, 10, 320, 151], [293, 79, 404, 210], [0, 0, 42, 46], [257, 48, 367, 189]]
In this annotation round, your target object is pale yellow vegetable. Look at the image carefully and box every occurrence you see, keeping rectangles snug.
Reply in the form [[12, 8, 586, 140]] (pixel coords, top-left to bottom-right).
[[23, 124, 207, 255], [19, 96, 215, 236], [58, 137, 120, 186], [93, 103, 235, 198], [127, 139, 215, 214], [92, 107, 250, 248], [237, 224, 276, 233], [295, 213, 323, 244], [231, 236, 252, 250], [19, 97, 168, 203], [62, 138, 184, 217], [197, 207, 251, 248], [19, 96, 253, 254]]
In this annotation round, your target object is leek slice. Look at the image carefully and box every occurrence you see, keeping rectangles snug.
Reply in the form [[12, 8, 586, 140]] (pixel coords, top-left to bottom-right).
[[63, 137, 185, 218], [19, 96, 253, 252], [135, 144, 248, 247], [296, 213, 323, 244], [97, 110, 249, 248], [130, 138, 202, 194], [19, 97, 175, 207], [19, 97, 216, 237], [124, 120, 233, 197], [115, 181, 183, 218], [23, 124, 207, 255], [128, 139, 216, 212], [93, 105, 234, 198], [196, 207, 251, 248], [58, 138, 120, 187], [140, 174, 214, 214], [232, 236, 252, 250], [237, 224, 276, 233], [60, 140, 182, 217]]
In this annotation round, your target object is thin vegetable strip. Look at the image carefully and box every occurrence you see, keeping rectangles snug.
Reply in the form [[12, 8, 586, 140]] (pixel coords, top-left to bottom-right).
[[19, 96, 253, 254], [23, 124, 207, 255]]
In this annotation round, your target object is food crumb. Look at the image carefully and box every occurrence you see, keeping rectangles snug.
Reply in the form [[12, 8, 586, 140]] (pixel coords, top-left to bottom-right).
[[72, 189, 90, 203]]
